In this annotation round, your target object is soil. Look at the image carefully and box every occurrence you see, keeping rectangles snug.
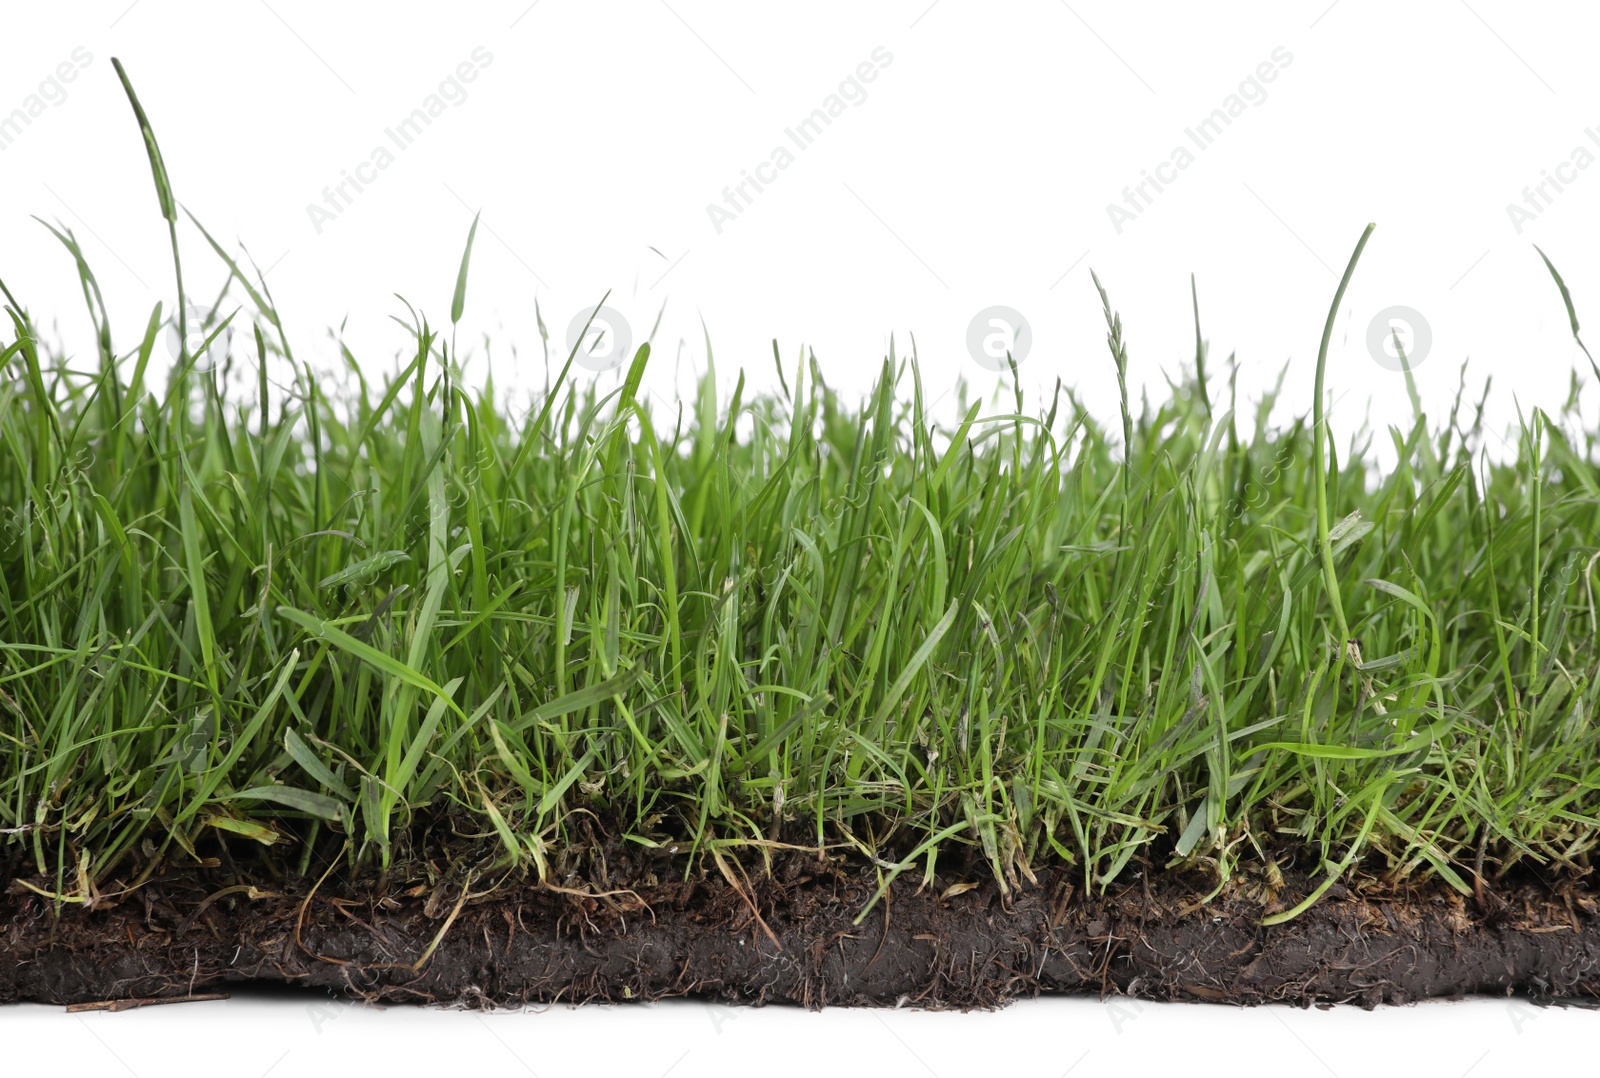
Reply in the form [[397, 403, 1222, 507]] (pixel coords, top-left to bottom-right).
[[3, 851, 1599, 1009]]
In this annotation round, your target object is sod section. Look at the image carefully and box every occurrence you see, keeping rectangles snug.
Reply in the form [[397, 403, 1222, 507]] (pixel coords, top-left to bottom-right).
[[5, 859, 1599, 1009], [5, 64, 1600, 1006]]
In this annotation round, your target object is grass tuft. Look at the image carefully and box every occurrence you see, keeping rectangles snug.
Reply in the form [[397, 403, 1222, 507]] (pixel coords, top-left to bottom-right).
[[2, 66, 1600, 918]]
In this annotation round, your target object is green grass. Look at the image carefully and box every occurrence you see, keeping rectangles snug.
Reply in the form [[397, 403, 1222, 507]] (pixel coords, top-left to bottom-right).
[[4, 67, 1600, 920]]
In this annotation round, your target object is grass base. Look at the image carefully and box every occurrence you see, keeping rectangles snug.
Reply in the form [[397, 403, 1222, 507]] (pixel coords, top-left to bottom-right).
[[4, 854, 1597, 1009]]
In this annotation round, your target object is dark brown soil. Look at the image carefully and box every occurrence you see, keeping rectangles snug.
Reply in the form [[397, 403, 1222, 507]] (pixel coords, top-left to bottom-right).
[[4, 855, 1599, 1009]]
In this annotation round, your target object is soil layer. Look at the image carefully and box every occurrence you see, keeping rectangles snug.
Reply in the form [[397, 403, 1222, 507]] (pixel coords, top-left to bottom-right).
[[4, 858, 1599, 1009]]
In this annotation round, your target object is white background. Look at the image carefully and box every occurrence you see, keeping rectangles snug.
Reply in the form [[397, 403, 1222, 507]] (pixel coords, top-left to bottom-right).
[[3, 1, 1599, 440], [0, 985, 1593, 1074], [3, 0, 1599, 1071], [2, 991, 1594, 1078]]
